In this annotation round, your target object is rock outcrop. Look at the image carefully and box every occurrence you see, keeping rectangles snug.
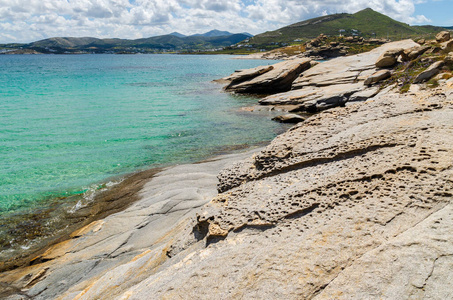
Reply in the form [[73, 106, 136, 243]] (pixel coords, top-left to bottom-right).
[[375, 48, 404, 68], [401, 45, 430, 61], [2, 37, 453, 300], [25, 79, 450, 300], [413, 61, 444, 83], [364, 69, 391, 85], [436, 31, 451, 43], [259, 40, 417, 112], [442, 39, 453, 52], [223, 58, 312, 94], [271, 113, 305, 123], [445, 52, 453, 66]]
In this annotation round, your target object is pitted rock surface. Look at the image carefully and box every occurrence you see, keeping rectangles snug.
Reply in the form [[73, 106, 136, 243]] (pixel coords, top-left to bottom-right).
[[119, 84, 453, 299], [2, 57, 453, 300]]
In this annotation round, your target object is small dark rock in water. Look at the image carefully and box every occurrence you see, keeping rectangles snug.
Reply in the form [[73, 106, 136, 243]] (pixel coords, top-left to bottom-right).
[[272, 114, 305, 123]]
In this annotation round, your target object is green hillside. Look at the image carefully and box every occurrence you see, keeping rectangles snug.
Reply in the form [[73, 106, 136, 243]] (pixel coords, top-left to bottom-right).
[[8, 33, 250, 54], [249, 8, 445, 46]]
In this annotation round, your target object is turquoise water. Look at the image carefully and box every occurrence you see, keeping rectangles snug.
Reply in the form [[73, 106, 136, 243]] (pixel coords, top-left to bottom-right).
[[0, 54, 287, 256]]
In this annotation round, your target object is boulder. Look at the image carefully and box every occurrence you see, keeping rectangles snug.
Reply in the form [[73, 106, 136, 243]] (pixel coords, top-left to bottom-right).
[[417, 39, 425, 45], [445, 52, 453, 67], [364, 70, 391, 85], [375, 48, 404, 68], [436, 31, 451, 43], [224, 58, 312, 94], [441, 40, 453, 52], [401, 46, 430, 61], [413, 61, 445, 83], [271, 114, 305, 123]]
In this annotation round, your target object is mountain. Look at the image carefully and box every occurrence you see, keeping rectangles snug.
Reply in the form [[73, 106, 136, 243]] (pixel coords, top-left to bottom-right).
[[191, 30, 234, 37], [4, 32, 250, 54], [248, 8, 445, 46], [168, 32, 186, 38]]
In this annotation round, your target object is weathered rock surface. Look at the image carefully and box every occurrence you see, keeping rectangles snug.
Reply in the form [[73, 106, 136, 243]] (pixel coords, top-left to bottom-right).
[[223, 58, 312, 94], [436, 31, 451, 43], [260, 40, 417, 111], [260, 82, 365, 111], [0, 149, 262, 300], [442, 39, 453, 52], [401, 45, 430, 61], [375, 48, 404, 68], [122, 82, 452, 299], [413, 60, 444, 83], [445, 52, 453, 66], [271, 113, 305, 123], [364, 69, 391, 85], [2, 41, 453, 300]]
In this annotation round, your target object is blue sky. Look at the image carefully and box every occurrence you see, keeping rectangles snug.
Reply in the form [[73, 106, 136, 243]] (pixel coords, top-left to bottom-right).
[[0, 0, 452, 43], [414, 1, 453, 26]]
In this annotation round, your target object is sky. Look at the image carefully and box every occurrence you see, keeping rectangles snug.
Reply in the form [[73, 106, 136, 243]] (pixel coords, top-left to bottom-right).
[[0, 0, 452, 43]]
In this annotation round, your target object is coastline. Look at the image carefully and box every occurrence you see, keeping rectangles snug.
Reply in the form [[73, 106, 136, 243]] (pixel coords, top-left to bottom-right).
[[0, 144, 266, 298], [0, 138, 275, 274], [0, 53, 290, 274], [0, 166, 162, 272], [2, 37, 453, 298]]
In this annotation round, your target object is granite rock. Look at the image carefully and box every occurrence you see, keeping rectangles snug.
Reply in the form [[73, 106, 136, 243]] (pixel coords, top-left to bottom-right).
[[436, 31, 451, 43], [413, 60, 444, 83], [223, 58, 312, 94], [260, 40, 417, 111], [441, 39, 453, 53], [1, 41, 452, 300], [364, 69, 391, 85], [375, 48, 404, 68], [401, 45, 430, 61], [271, 113, 305, 123]]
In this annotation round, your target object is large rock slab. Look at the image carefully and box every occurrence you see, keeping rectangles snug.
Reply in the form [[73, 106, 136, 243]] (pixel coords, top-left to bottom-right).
[[413, 60, 444, 83], [260, 82, 366, 112], [2, 44, 452, 300], [364, 69, 391, 85], [292, 40, 416, 90], [260, 40, 418, 111], [121, 84, 453, 299], [0, 149, 263, 300], [316, 202, 453, 299], [223, 58, 312, 94]]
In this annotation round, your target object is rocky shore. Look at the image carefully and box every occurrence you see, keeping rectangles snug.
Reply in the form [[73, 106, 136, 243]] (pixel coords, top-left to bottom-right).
[[1, 34, 453, 299]]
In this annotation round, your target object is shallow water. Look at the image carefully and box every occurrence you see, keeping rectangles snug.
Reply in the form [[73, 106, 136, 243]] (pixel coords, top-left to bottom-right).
[[0, 54, 287, 259]]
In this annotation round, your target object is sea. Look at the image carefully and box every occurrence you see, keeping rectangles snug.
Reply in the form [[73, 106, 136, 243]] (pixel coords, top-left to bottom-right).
[[0, 54, 289, 264]]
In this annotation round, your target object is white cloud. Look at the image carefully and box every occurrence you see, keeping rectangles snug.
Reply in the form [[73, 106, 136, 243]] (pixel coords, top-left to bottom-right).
[[0, 0, 439, 43]]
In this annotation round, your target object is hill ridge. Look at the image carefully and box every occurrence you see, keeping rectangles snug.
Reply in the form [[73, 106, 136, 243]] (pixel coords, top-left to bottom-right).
[[249, 7, 446, 46]]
